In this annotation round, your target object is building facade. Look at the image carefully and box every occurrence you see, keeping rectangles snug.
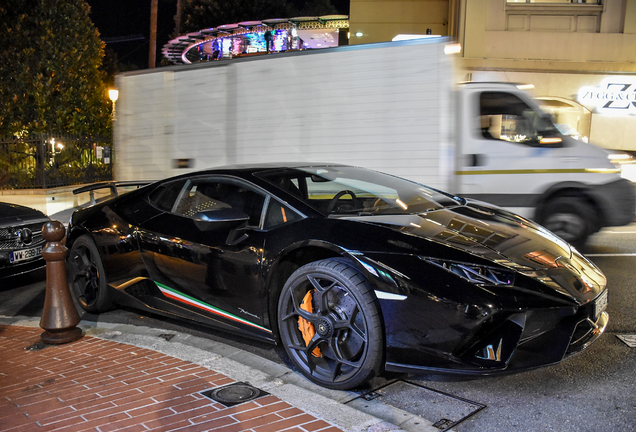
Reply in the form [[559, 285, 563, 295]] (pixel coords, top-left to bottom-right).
[[349, 0, 636, 152]]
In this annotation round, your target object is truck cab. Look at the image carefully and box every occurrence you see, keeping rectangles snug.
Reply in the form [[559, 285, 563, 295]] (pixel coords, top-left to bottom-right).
[[456, 82, 635, 248]]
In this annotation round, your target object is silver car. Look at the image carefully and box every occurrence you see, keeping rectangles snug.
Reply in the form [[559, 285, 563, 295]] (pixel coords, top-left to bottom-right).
[[0, 202, 49, 278]]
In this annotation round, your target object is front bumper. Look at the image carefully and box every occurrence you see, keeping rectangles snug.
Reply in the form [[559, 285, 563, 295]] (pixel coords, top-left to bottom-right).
[[384, 304, 608, 377], [0, 254, 46, 278]]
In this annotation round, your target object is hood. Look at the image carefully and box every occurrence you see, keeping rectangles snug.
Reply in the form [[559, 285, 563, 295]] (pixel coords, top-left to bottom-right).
[[561, 135, 615, 166], [342, 199, 572, 271], [340, 199, 606, 303], [0, 202, 49, 227], [561, 135, 626, 181]]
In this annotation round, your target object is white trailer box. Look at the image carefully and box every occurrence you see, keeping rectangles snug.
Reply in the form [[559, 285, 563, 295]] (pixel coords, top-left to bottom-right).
[[115, 39, 454, 191]]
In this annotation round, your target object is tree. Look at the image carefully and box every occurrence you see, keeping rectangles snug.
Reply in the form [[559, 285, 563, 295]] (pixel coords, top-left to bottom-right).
[[0, 0, 112, 137]]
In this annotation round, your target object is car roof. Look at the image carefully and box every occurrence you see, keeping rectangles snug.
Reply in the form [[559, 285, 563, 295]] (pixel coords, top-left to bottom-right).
[[199, 162, 350, 173], [163, 163, 355, 181]]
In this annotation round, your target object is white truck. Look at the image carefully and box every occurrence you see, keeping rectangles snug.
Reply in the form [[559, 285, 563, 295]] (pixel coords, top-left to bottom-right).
[[114, 37, 635, 247]]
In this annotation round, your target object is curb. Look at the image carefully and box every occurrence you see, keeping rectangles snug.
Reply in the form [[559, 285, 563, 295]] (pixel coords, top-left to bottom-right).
[[0, 315, 439, 432]]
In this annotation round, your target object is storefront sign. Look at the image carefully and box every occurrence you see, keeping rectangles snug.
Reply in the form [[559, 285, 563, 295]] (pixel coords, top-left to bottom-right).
[[578, 78, 636, 115]]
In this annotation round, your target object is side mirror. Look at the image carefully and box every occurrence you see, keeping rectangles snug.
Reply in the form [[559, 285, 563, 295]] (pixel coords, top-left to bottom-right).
[[193, 208, 250, 245]]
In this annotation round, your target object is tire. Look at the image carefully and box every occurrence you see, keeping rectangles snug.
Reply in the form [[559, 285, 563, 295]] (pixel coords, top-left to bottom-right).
[[541, 197, 596, 249], [67, 235, 112, 313], [277, 258, 383, 390]]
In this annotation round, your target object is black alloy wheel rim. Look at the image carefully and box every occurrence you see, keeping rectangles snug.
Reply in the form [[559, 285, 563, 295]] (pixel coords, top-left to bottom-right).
[[280, 272, 369, 384], [70, 245, 101, 308]]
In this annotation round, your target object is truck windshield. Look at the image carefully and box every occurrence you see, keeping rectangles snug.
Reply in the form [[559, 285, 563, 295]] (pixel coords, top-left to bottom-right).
[[479, 91, 561, 145], [258, 166, 464, 216]]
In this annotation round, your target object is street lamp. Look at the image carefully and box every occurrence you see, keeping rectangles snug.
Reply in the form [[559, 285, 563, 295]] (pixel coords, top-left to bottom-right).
[[108, 89, 119, 120]]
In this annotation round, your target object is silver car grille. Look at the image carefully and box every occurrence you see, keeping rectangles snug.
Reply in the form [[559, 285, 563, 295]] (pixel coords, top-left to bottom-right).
[[0, 222, 47, 250]]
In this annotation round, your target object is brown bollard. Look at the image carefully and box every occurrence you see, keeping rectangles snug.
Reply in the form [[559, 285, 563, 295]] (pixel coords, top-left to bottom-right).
[[39, 220, 83, 344]]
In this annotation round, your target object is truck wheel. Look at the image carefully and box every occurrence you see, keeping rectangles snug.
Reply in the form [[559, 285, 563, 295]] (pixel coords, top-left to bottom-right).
[[68, 235, 112, 313], [277, 258, 383, 390], [541, 198, 596, 248]]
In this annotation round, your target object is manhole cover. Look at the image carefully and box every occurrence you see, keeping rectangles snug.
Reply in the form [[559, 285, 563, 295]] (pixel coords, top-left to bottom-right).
[[350, 380, 485, 430], [201, 382, 269, 407]]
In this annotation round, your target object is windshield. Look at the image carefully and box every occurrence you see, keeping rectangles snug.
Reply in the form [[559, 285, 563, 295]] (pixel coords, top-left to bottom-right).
[[257, 166, 463, 216], [479, 91, 561, 145]]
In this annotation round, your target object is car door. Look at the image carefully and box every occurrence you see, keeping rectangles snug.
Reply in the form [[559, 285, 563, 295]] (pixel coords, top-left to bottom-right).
[[458, 89, 563, 218], [137, 176, 271, 337]]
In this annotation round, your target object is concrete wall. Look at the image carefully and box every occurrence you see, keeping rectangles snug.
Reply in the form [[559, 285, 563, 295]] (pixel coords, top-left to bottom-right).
[[460, 0, 636, 73], [0, 186, 111, 217], [349, 0, 450, 43]]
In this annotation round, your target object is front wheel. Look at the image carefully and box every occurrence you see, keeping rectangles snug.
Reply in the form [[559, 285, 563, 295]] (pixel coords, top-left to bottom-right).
[[541, 197, 596, 249], [277, 258, 383, 390], [67, 235, 112, 313]]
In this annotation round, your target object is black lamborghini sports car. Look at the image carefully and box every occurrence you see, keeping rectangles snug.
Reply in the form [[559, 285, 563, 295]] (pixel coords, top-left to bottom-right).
[[66, 164, 608, 389]]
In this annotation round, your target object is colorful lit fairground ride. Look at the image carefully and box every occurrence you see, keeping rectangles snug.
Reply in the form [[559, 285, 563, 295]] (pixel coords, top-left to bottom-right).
[[162, 16, 349, 65]]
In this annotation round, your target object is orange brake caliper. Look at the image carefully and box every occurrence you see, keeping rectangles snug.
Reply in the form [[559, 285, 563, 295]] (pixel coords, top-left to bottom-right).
[[298, 290, 323, 357]]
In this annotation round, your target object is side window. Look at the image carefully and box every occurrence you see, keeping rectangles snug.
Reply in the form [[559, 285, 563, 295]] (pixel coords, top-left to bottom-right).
[[147, 179, 187, 212], [173, 178, 266, 227], [479, 92, 559, 144], [263, 199, 303, 230]]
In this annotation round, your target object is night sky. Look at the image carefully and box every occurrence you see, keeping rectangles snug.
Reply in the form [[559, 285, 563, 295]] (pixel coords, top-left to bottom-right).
[[86, 0, 176, 69], [86, 0, 350, 70]]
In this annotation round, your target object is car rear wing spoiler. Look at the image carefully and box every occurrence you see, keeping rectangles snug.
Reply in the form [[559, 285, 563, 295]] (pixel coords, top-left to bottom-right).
[[73, 181, 152, 205]]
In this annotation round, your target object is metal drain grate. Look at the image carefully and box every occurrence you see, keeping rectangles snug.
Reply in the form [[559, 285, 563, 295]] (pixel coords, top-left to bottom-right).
[[201, 382, 269, 407], [617, 334, 636, 347], [350, 380, 486, 430]]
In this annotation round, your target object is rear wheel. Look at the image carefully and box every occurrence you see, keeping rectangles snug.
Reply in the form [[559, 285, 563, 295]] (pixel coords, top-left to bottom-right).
[[68, 235, 112, 313], [541, 197, 596, 248], [277, 258, 383, 390]]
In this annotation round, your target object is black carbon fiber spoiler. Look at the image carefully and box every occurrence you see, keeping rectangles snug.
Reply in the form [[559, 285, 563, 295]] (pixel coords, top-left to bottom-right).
[[73, 181, 152, 205]]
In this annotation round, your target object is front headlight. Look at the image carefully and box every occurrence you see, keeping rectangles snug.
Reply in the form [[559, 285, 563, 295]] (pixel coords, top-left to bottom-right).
[[608, 152, 636, 182], [608, 152, 633, 166], [421, 257, 515, 286]]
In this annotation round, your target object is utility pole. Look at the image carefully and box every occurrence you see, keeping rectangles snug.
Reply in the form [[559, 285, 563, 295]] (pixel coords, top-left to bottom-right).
[[174, 0, 183, 37], [149, 0, 158, 68]]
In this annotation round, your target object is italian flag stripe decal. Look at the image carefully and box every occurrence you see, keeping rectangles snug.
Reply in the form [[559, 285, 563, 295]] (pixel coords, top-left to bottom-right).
[[154, 281, 272, 333]]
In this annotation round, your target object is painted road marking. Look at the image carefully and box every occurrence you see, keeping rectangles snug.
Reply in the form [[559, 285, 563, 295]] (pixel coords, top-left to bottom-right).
[[585, 253, 636, 257]]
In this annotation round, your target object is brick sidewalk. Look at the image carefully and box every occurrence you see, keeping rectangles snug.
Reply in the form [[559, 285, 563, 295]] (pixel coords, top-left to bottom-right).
[[0, 325, 343, 432]]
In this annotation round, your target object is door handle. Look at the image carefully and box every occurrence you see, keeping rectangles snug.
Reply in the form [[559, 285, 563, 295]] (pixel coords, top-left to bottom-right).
[[466, 154, 485, 167]]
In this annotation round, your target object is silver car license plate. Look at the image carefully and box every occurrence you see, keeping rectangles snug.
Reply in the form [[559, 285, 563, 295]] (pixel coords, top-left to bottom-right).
[[594, 290, 608, 319], [10, 246, 43, 264]]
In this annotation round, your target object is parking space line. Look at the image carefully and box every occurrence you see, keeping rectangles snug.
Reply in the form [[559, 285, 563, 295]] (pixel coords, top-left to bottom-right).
[[585, 253, 636, 257]]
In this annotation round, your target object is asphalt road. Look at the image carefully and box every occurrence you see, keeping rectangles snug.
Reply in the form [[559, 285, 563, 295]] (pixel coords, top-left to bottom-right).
[[1, 225, 635, 431]]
